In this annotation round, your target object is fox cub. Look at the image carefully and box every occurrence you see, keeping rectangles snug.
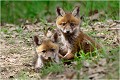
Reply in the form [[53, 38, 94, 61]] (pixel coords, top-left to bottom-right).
[[56, 6, 101, 59], [33, 35, 60, 71]]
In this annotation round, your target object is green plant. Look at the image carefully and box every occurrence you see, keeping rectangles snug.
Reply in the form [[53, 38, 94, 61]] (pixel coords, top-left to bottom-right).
[[1, 1, 119, 24], [40, 62, 64, 77]]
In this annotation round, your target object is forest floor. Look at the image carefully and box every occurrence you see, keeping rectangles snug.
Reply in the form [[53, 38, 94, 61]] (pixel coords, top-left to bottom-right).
[[0, 19, 119, 79]]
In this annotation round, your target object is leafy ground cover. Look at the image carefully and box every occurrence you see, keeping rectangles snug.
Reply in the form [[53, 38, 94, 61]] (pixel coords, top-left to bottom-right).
[[0, 18, 119, 79], [0, 1, 119, 80]]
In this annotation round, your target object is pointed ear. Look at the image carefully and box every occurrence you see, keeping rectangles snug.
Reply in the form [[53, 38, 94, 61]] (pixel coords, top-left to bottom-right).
[[51, 31, 58, 43], [44, 27, 53, 38], [72, 6, 80, 17], [43, 27, 47, 37], [33, 36, 40, 46], [56, 7, 65, 16]]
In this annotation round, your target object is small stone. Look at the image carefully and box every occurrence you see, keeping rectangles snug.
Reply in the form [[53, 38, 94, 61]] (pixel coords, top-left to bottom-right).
[[83, 61, 90, 68]]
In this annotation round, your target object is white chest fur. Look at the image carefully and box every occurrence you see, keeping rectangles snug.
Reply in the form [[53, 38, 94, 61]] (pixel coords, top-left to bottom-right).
[[35, 55, 44, 69]]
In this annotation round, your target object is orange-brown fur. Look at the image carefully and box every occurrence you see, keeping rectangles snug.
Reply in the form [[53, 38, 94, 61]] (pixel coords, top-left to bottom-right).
[[33, 36, 60, 72], [56, 7, 101, 59], [57, 13, 80, 26], [36, 39, 59, 54]]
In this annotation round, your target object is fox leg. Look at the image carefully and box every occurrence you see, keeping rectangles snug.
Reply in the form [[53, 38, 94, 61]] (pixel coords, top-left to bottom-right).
[[58, 53, 64, 58], [59, 45, 68, 55], [54, 53, 60, 63], [63, 49, 74, 59]]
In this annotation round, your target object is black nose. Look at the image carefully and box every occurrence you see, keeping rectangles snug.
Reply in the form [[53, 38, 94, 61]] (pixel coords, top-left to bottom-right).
[[66, 31, 70, 33], [48, 57, 52, 60]]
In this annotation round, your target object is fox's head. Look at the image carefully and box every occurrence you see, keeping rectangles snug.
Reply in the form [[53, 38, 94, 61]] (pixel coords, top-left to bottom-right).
[[56, 6, 82, 34], [33, 36, 59, 60]]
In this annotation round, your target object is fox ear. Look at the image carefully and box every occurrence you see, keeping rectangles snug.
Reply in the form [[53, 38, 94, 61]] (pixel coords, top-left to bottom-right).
[[56, 7, 65, 16], [43, 27, 53, 38], [50, 30, 58, 43], [52, 32, 58, 43], [72, 6, 80, 17], [33, 36, 40, 46]]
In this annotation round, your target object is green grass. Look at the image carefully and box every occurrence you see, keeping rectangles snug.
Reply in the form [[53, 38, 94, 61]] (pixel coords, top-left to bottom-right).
[[1, 25, 118, 79], [40, 48, 104, 76], [38, 45, 119, 78], [13, 71, 30, 80], [40, 62, 64, 77], [1, 1, 119, 24]]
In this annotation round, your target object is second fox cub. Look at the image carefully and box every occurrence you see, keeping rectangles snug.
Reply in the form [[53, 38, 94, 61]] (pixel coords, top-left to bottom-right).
[[33, 35, 60, 71], [56, 6, 101, 59]]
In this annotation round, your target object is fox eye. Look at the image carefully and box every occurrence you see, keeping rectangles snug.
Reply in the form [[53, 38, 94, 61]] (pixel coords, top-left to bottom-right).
[[70, 23, 74, 26], [50, 49, 55, 52], [61, 22, 66, 26], [42, 50, 46, 53]]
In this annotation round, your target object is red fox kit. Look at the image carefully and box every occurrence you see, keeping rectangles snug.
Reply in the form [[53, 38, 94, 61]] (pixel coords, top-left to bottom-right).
[[33, 36, 60, 71], [56, 7, 101, 59]]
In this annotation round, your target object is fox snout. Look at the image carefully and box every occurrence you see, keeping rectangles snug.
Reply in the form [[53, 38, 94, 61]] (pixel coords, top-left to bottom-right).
[[42, 52, 55, 60], [63, 26, 73, 34]]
